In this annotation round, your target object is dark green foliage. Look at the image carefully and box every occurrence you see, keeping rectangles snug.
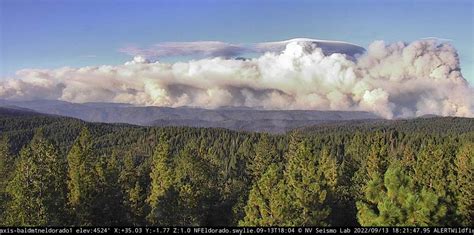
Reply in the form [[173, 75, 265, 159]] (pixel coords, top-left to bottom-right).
[[239, 163, 288, 226], [282, 139, 332, 226], [94, 152, 128, 225], [146, 135, 174, 225], [357, 162, 446, 226], [4, 132, 68, 226], [247, 134, 280, 180], [119, 151, 148, 225], [67, 128, 101, 225], [0, 109, 472, 226], [454, 142, 474, 226], [0, 136, 13, 225], [171, 140, 219, 225]]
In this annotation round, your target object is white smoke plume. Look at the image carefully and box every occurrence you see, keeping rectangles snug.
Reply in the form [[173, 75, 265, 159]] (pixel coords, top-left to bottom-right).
[[1, 39, 472, 119]]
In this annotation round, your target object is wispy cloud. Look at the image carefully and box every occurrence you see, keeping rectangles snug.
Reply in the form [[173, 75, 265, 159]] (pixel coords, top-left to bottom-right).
[[420, 37, 453, 42], [119, 41, 249, 59], [118, 38, 367, 60]]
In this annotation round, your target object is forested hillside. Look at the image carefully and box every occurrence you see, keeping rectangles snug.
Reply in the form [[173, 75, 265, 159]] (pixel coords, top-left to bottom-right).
[[0, 99, 379, 133], [0, 108, 472, 226]]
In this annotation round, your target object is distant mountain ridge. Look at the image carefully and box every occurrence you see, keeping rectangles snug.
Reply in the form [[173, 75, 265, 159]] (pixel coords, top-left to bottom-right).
[[0, 99, 380, 133], [0, 106, 40, 116]]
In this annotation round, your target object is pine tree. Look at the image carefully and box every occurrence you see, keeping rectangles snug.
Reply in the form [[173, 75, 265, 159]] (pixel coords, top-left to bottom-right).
[[172, 140, 216, 226], [247, 134, 278, 180], [331, 157, 359, 226], [400, 144, 416, 174], [67, 127, 99, 225], [345, 132, 368, 167], [0, 136, 13, 225], [454, 142, 473, 226], [319, 147, 351, 226], [366, 142, 385, 180], [356, 162, 447, 226], [239, 163, 289, 226], [146, 136, 175, 225], [318, 148, 338, 191], [285, 132, 303, 161], [414, 142, 448, 197], [0, 136, 13, 185], [352, 138, 387, 201], [414, 141, 456, 224], [5, 147, 46, 226], [283, 140, 331, 226], [119, 151, 147, 225], [94, 152, 127, 225], [5, 132, 67, 226]]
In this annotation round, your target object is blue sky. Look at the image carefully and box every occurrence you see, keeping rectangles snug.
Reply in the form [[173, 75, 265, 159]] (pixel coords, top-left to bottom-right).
[[1, 0, 473, 82]]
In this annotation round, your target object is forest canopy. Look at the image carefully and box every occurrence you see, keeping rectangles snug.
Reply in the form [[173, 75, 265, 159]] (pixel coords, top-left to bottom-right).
[[0, 109, 473, 226]]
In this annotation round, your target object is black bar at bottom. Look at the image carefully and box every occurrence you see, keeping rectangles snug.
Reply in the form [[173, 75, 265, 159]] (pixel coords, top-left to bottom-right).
[[0, 227, 472, 234]]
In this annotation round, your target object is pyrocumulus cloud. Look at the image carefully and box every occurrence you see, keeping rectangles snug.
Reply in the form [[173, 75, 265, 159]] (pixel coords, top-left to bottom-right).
[[1, 39, 472, 119]]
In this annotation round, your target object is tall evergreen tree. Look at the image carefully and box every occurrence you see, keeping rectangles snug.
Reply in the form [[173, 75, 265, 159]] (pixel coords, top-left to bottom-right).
[[119, 151, 147, 225], [5, 132, 67, 226], [454, 142, 473, 226], [146, 136, 175, 225], [365, 142, 386, 180], [345, 132, 369, 168], [318, 148, 338, 191], [415, 142, 448, 197], [94, 152, 127, 225], [414, 141, 458, 224], [357, 162, 447, 226], [5, 146, 46, 226], [239, 163, 289, 226], [247, 134, 279, 180], [283, 140, 332, 226], [400, 144, 416, 174], [172, 140, 217, 226], [67, 127, 99, 225], [352, 138, 387, 201], [0, 136, 13, 225]]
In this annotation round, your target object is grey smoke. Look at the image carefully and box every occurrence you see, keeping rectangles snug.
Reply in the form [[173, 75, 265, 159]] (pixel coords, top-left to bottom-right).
[[0, 38, 472, 119]]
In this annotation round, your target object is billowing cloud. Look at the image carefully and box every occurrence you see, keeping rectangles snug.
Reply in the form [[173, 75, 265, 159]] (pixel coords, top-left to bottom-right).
[[254, 38, 366, 59], [1, 39, 472, 119]]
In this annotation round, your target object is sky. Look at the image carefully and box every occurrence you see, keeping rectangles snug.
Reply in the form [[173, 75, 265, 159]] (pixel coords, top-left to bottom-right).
[[1, 0, 473, 82], [0, 0, 473, 119]]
